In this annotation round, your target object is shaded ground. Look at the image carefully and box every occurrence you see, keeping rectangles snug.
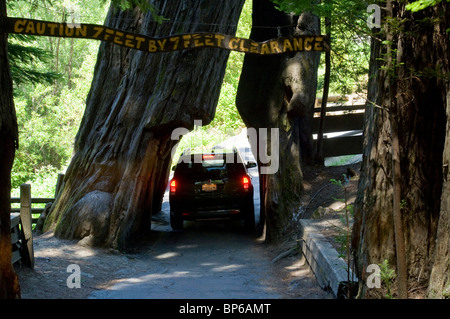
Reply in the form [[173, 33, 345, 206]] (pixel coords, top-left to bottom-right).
[[299, 162, 359, 257], [16, 224, 331, 299], [14, 161, 360, 300]]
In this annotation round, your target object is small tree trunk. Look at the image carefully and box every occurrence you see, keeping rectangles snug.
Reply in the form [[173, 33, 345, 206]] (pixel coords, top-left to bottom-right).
[[44, 0, 245, 250], [314, 15, 330, 165], [428, 90, 450, 299], [0, 0, 21, 299], [427, 5, 450, 299], [385, 0, 407, 298]]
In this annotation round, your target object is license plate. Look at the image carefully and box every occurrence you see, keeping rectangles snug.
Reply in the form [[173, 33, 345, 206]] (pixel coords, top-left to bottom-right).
[[202, 183, 217, 192]]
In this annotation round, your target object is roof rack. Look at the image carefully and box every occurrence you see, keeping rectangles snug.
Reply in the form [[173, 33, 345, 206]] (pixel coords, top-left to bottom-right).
[[180, 145, 238, 156], [212, 145, 238, 153]]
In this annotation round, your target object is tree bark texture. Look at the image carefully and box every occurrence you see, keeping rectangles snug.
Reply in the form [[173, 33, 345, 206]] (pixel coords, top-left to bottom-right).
[[428, 85, 450, 299], [236, 0, 320, 242], [44, 0, 245, 250], [352, 1, 449, 298], [0, 0, 21, 299]]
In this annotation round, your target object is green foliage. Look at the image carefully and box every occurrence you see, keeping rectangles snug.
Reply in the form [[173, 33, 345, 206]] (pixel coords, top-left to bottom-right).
[[379, 259, 397, 299], [209, 0, 251, 133], [8, 35, 60, 86], [405, 0, 446, 12], [9, 0, 108, 196], [108, 0, 166, 23], [272, 0, 370, 97], [9, 0, 251, 196]]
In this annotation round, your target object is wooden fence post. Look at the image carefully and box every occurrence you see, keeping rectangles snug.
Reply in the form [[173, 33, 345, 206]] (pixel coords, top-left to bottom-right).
[[19, 183, 34, 268]]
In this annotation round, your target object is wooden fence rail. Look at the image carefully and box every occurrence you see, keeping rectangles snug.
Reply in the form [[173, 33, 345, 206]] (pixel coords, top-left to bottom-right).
[[10, 175, 63, 266], [10, 196, 54, 224], [312, 103, 365, 158]]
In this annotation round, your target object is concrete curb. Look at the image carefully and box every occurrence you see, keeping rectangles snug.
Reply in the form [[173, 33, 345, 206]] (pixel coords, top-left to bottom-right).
[[299, 219, 355, 298]]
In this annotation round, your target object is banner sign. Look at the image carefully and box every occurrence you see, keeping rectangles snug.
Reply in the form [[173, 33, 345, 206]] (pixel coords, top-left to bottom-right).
[[5, 18, 329, 55]]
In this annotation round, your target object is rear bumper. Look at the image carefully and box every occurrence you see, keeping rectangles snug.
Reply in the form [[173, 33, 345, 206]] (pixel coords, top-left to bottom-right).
[[170, 196, 252, 221], [176, 208, 243, 221]]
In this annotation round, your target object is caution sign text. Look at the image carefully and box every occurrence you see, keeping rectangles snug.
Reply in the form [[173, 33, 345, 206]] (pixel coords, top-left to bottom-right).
[[5, 18, 329, 54]]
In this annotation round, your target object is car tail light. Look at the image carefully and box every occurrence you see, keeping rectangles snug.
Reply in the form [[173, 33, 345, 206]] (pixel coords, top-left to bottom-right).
[[170, 180, 176, 193], [202, 154, 215, 160], [243, 176, 250, 189]]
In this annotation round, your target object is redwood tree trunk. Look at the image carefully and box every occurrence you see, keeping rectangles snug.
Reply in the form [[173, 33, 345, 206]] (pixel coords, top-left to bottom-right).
[[352, 1, 449, 298], [0, 0, 21, 299], [44, 0, 245, 250], [236, 0, 320, 242]]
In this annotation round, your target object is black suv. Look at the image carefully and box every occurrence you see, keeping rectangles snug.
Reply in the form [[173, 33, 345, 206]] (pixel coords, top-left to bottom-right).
[[169, 147, 256, 231]]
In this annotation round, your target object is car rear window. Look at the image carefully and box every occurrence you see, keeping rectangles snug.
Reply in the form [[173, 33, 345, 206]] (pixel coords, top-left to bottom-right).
[[175, 153, 246, 179]]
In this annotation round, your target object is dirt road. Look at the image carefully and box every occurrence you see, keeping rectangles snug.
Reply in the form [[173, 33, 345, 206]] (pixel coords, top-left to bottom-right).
[[91, 219, 327, 299], [16, 133, 333, 299], [17, 217, 330, 299]]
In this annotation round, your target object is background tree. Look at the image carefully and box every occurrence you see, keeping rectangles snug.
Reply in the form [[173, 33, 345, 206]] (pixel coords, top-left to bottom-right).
[[44, 0, 246, 250], [271, 0, 370, 163], [0, 0, 21, 299], [352, 0, 449, 298], [236, 0, 321, 241]]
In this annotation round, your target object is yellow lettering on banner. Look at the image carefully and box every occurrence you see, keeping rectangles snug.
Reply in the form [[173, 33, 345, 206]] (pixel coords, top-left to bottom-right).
[[114, 31, 124, 45], [194, 38, 204, 47], [36, 22, 46, 35], [25, 21, 35, 34], [260, 43, 270, 55], [250, 42, 259, 54], [148, 40, 158, 52], [269, 40, 281, 53], [214, 34, 225, 47], [93, 26, 104, 38], [125, 34, 134, 48], [104, 28, 114, 41], [183, 35, 191, 48], [314, 36, 323, 51], [293, 38, 303, 51], [47, 23, 57, 35], [229, 38, 239, 50], [304, 37, 313, 50], [65, 25, 74, 37], [204, 35, 214, 46], [7, 19, 328, 54], [135, 37, 145, 50], [75, 26, 87, 37], [283, 39, 293, 52], [192, 34, 203, 47], [14, 20, 26, 33], [239, 40, 248, 52], [157, 39, 167, 51], [170, 36, 180, 50]]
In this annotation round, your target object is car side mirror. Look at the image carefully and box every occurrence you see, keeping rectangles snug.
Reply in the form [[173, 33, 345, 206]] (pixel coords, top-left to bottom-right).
[[245, 161, 257, 169]]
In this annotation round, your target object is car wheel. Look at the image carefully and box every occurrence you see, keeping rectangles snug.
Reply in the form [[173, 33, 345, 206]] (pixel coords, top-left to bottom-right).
[[170, 212, 183, 230], [243, 200, 255, 231]]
